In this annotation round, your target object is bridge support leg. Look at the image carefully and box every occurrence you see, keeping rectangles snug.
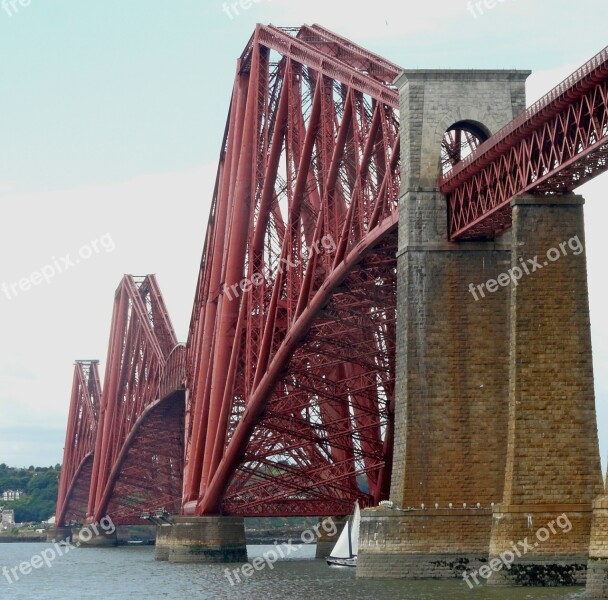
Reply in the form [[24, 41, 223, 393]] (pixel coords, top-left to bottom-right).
[[165, 516, 247, 563], [487, 194, 602, 586], [358, 189, 511, 579], [587, 498, 608, 597], [315, 517, 347, 559], [72, 525, 118, 547], [154, 524, 172, 561], [357, 68, 531, 579], [46, 526, 73, 543]]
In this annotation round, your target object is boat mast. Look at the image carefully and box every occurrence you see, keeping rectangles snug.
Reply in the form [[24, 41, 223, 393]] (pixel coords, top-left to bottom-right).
[[348, 514, 353, 558]]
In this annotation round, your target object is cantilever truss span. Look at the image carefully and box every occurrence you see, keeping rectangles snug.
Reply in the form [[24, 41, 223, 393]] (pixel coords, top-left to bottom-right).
[[56, 361, 101, 526], [86, 276, 186, 525], [183, 24, 401, 517], [56, 26, 608, 524]]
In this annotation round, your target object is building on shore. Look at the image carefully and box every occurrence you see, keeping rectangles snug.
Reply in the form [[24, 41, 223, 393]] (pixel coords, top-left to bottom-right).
[[2, 490, 23, 501], [0, 508, 16, 530]]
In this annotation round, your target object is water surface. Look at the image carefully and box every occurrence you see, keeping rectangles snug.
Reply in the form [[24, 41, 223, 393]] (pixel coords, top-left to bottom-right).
[[0, 543, 587, 599]]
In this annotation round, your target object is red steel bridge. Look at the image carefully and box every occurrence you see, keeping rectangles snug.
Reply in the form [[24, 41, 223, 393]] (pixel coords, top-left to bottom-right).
[[55, 24, 608, 525]]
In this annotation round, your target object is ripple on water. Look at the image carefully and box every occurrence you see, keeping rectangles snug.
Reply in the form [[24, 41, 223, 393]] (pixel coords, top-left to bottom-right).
[[0, 543, 587, 599]]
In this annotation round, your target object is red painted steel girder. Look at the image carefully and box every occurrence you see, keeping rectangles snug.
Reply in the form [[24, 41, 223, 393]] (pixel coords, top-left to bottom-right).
[[57, 455, 95, 527], [296, 25, 401, 86], [86, 275, 186, 524], [56, 361, 100, 526], [184, 25, 400, 517], [58, 28, 608, 523], [101, 389, 185, 526], [441, 45, 608, 240]]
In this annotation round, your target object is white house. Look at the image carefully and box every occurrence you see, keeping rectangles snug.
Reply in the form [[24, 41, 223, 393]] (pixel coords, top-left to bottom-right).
[[1, 490, 23, 501]]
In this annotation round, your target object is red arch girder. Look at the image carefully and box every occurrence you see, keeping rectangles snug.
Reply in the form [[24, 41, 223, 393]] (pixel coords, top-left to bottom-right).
[[97, 390, 185, 525], [183, 24, 399, 517], [56, 361, 100, 526], [220, 235, 396, 515], [57, 454, 94, 526], [441, 45, 608, 240], [87, 275, 179, 521]]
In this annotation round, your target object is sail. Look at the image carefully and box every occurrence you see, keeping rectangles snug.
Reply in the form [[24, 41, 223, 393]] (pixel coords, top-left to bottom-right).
[[350, 502, 361, 556], [329, 501, 361, 559], [329, 519, 352, 559]]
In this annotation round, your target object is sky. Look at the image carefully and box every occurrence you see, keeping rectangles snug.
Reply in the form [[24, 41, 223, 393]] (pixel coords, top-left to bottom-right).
[[0, 0, 606, 470]]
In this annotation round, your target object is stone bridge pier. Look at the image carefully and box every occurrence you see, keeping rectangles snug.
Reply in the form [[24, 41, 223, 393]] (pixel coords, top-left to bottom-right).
[[485, 193, 602, 586], [357, 69, 604, 585]]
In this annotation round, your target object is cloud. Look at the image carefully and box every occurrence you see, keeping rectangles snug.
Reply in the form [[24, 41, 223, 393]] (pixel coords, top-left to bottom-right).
[[526, 64, 581, 106], [256, 0, 466, 40], [0, 164, 218, 467], [0, 426, 65, 468]]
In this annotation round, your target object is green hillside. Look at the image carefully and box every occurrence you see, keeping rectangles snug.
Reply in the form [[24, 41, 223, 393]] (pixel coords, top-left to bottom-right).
[[0, 464, 60, 523]]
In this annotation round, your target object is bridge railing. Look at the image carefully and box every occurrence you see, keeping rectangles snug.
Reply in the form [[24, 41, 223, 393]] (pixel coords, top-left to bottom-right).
[[440, 44, 608, 190], [159, 343, 186, 400]]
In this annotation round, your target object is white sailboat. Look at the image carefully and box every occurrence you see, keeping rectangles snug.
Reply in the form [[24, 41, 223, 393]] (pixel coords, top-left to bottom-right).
[[326, 501, 360, 567]]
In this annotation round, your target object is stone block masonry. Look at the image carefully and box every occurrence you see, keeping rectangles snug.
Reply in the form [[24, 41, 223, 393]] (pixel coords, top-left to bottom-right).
[[391, 203, 511, 509], [164, 516, 247, 564], [397, 69, 529, 192], [501, 195, 601, 508], [587, 497, 608, 597], [358, 69, 529, 580], [154, 524, 172, 561], [357, 68, 604, 585], [486, 194, 603, 586], [486, 505, 591, 586], [358, 507, 493, 578]]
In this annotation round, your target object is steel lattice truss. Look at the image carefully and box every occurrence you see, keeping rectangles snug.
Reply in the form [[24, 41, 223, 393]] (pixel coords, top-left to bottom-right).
[[103, 388, 185, 525], [56, 361, 100, 526], [183, 24, 400, 517], [57, 27, 608, 523], [85, 275, 186, 525], [441, 45, 608, 240]]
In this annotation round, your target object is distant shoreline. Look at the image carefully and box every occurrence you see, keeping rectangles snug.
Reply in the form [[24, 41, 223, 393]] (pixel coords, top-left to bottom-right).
[[0, 528, 313, 545], [0, 535, 46, 543]]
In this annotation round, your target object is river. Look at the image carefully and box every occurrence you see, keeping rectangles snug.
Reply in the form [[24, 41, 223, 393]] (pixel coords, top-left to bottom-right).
[[0, 543, 587, 599]]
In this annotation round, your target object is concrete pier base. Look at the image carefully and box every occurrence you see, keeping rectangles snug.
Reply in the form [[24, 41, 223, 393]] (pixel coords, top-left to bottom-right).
[[155, 524, 172, 561], [357, 507, 492, 579], [487, 555, 587, 587], [315, 516, 347, 559], [587, 558, 608, 598], [166, 516, 247, 563], [586, 497, 608, 597], [487, 504, 591, 586], [46, 526, 73, 543], [72, 525, 118, 547]]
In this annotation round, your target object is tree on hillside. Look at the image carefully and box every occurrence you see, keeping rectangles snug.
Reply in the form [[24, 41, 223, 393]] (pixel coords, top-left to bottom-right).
[[0, 465, 61, 523]]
